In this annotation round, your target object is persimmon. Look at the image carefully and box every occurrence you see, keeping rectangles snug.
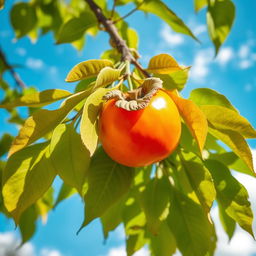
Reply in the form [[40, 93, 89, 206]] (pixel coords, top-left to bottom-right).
[[98, 88, 181, 167]]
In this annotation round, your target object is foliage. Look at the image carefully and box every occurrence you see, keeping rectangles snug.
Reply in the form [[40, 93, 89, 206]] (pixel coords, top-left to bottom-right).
[[0, 0, 255, 256]]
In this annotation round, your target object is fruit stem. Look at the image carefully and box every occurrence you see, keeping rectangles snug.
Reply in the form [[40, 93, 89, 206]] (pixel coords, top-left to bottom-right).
[[125, 60, 133, 91]]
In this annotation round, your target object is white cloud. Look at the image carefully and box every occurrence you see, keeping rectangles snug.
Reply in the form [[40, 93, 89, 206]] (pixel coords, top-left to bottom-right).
[[0, 232, 35, 256], [106, 246, 149, 256], [26, 57, 44, 70], [0, 232, 63, 256], [188, 19, 207, 37], [190, 48, 213, 82], [160, 24, 184, 46], [40, 249, 63, 256], [237, 40, 256, 69], [239, 59, 253, 69], [16, 47, 27, 57], [215, 47, 234, 66], [238, 45, 250, 59], [107, 246, 126, 256], [193, 24, 207, 36]]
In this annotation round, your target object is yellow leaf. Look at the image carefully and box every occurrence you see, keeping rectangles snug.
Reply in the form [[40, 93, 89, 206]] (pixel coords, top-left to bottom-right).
[[208, 125, 255, 172], [65, 59, 113, 82], [80, 88, 110, 156], [0, 89, 71, 109], [166, 90, 208, 153], [200, 105, 256, 139], [147, 54, 182, 74], [94, 67, 121, 89], [9, 90, 91, 156]]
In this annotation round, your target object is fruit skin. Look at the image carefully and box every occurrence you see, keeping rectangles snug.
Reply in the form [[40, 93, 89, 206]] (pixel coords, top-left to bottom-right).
[[98, 90, 181, 167]]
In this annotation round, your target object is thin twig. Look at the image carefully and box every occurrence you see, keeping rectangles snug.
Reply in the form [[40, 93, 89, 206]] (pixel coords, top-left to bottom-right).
[[110, 0, 116, 18], [132, 60, 150, 77], [113, 1, 145, 24], [71, 108, 84, 124], [0, 47, 26, 89]]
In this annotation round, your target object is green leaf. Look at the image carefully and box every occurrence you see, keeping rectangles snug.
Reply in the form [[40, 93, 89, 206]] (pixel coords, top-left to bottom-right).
[[189, 88, 237, 112], [81, 147, 134, 227], [134, 166, 152, 187], [180, 124, 201, 156], [66, 59, 113, 82], [201, 105, 256, 138], [123, 196, 146, 236], [207, 0, 235, 54], [2, 142, 56, 222], [10, 2, 37, 38], [194, 0, 207, 12], [80, 87, 110, 156], [126, 230, 148, 256], [54, 183, 76, 208], [75, 77, 95, 93], [19, 205, 37, 244], [56, 13, 96, 44], [140, 177, 170, 234], [138, 0, 197, 41], [166, 91, 208, 153], [218, 202, 236, 240], [209, 126, 255, 173], [9, 90, 90, 156], [147, 54, 182, 74], [205, 159, 254, 237], [116, 0, 134, 5], [94, 67, 121, 89], [150, 222, 176, 256], [101, 196, 126, 239], [0, 89, 71, 109], [0, 133, 13, 157], [117, 21, 139, 49], [50, 124, 90, 193], [209, 152, 255, 177], [36, 186, 54, 223], [71, 36, 86, 51], [180, 159, 216, 211], [205, 133, 226, 153], [156, 68, 190, 91], [100, 49, 120, 63], [167, 187, 214, 256]]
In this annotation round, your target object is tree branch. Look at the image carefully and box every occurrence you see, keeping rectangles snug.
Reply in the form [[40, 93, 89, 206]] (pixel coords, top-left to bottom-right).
[[0, 47, 26, 89], [85, 0, 150, 77]]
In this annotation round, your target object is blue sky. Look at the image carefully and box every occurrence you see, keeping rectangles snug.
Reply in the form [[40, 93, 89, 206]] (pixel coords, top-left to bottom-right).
[[1, 0, 256, 255]]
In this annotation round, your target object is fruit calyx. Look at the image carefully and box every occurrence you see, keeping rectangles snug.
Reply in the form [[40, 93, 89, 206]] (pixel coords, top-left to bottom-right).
[[103, 77, 163, 111]]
